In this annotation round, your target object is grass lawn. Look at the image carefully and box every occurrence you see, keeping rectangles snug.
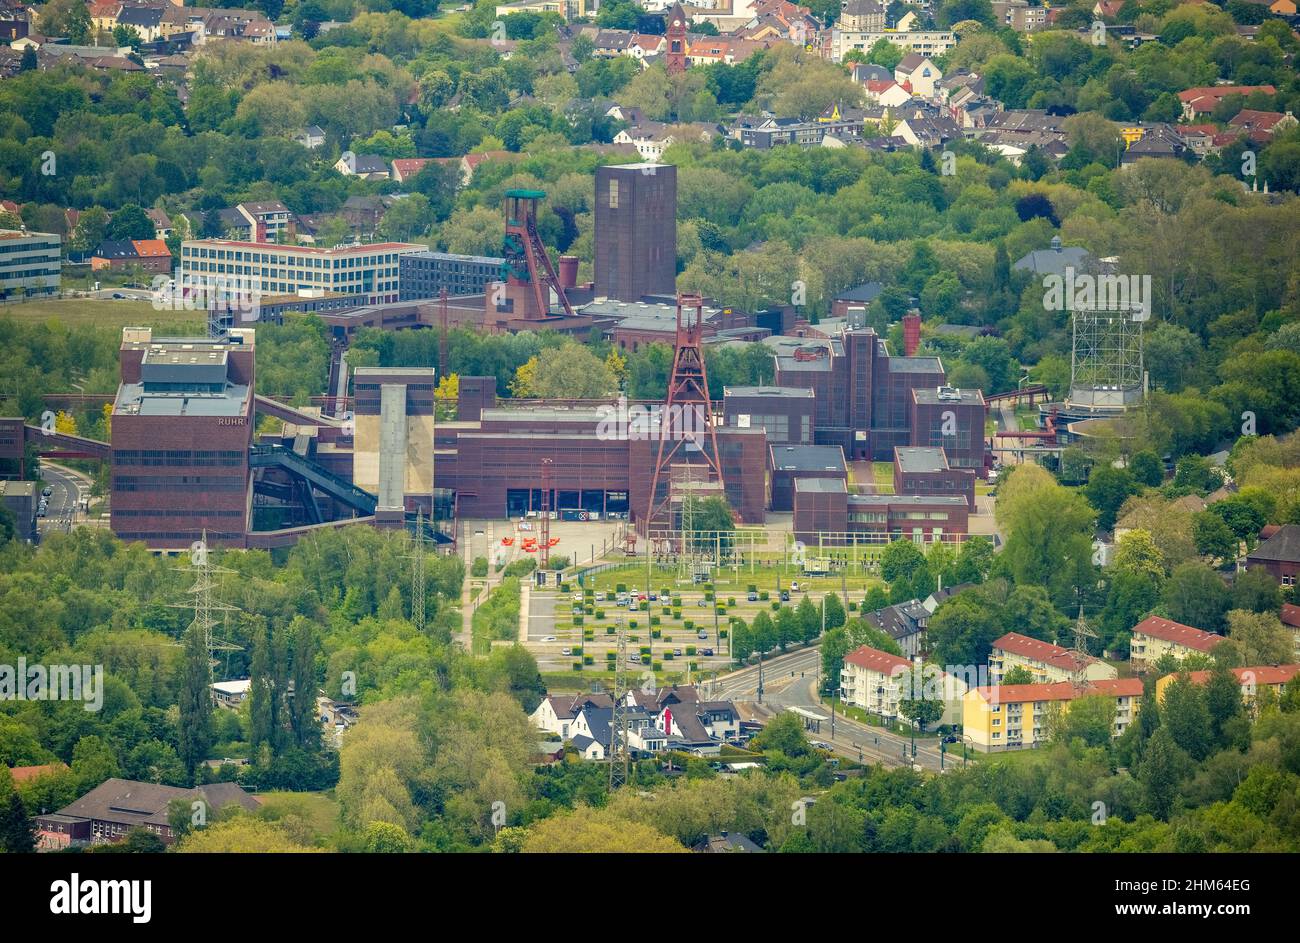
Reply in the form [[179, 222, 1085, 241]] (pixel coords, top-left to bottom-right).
[[255, 791, 342, 844], [871, 462, 895, 493], [0, 297, 203, 331]]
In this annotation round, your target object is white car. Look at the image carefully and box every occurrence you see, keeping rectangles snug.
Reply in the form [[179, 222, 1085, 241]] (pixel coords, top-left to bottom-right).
[[540, 635, 556, 642]]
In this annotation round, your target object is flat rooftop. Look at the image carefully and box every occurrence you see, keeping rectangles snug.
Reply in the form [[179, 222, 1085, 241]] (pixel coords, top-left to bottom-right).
[[770, 444, 847, 474], [0, 480, 36, 497], [115, 382, 250, 417], [848, 494, 969, 507], [725, 386, 814, 398], [889, 356, 944, 374], [794, 477, 847, 494], [913, 386, 985, 405], [894, 446, 949, 473]]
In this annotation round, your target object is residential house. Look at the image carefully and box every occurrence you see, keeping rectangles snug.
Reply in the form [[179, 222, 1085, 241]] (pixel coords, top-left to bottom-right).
[[1012, 236, 1097, 277], [35, 778, 260, 849], [1177, 85, 1277, 121], [1120, 124, 1189, 166], [850, 62, 892, 84], [838, 0, 885, 30], [694, 831, 766, 852], [863, 599, 930, 657], [989, 631, 1117, 685], [977, 109, 1070, 159], [90, 238, 172, 273], [115, 4, 164, 41], [529, 692, 614, 738], [293, 125, 325, 149], [1129, 615, 1225, 671], [7, 762, 68, 784], [1245, 523, 1300, 590], [1155, 664, 1300, 716], [891, 111, 962, 149], [1226, 109, 1298, 146], [334, 152, 391, 180], [895, 52, 940, 100], [145, 207, 175, 239], [391, 157, 432, 183], [963, 678, 1143, 751], [862, 79, 914, 108]]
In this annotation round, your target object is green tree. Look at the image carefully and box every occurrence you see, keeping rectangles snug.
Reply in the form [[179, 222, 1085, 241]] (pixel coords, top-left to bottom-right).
[[290, 618, 319, 749], [1001, 665, 1034, 685], [1161, 563, 1230, 633], [1086, 464, 1140, 531], [177, 623, 213, 781], [0, 786, 34, 853], [796, 594, 821, 642]]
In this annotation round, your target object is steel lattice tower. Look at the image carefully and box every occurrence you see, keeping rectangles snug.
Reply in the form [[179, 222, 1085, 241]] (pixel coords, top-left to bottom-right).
[[406, 510, 427, 633], [539, 458, 552, 570], [170, 531, 241, 684], [644, 292, 723, 532], [608, 618, 632, 791]]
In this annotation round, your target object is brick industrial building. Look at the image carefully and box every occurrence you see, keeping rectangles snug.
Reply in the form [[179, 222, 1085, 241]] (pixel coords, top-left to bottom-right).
[[109, 327, 256, 549], [770, 327, 985, 464]]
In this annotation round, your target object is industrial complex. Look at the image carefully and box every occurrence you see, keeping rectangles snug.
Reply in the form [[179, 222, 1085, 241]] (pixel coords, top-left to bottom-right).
[[3, 163, 1016, 553]]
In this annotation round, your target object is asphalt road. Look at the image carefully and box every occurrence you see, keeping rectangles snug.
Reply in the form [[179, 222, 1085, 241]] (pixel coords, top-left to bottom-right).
[[37, 463, 85, 537], [711, 646, 961, 773]]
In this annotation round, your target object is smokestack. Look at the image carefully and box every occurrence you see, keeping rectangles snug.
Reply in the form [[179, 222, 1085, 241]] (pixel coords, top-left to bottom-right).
[[903, 309, 921, 357], [558, 255, 578, 290]]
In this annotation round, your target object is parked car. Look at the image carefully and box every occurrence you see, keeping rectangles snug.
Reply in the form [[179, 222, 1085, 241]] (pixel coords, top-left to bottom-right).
[[630, 653, 642, 664], [673, 648, 683, 656], [41, 486, 52, 497], [697, 631, 707, 640], [561, 648, 572, 656], [540, 635, 556, 642], [701, 648, 714, 656], [747, 592, 758, 602], [780, 591, 790, 602], [648, 592, 658, 601], [941, 735, 959, 744], [697, 598, 709, 607]]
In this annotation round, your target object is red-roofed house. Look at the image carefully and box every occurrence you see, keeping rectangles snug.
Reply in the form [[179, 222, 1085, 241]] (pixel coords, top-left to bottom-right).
[[1177, 85, 1276, 120], [1227, 108, 1298, 146], [963, 678, 1143, 751], [1156, 664, 1300, 716], [130, 239, 174, 273], [458, 150, 514, 185], [990, 631, 1117, 684], [1129, 615, 1224, 671], [390, 158, 432, 183], [863, 79, 913, 107], [7, 762, 68, 784]]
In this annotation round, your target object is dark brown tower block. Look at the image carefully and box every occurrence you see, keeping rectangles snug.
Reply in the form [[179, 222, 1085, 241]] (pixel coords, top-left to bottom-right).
[[594, 163, 677, 303]]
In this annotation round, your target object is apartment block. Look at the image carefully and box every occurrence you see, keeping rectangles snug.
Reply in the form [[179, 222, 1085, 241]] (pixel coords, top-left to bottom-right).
[[0, 229, 60, 298], [963, 678, 1143, 751]]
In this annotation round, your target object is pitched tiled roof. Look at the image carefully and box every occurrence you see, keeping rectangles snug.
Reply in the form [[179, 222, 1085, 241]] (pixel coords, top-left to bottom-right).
[[1132, 615, 1223, 652], [1176, 665, 1300, 687], [993, 632, 1100, 673], [843, 645, 911, 675], [1249, 524, 1300, 564]]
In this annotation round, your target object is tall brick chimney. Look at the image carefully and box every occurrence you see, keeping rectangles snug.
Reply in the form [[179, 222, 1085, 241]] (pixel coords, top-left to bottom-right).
[[903, 308, 921, 357]]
